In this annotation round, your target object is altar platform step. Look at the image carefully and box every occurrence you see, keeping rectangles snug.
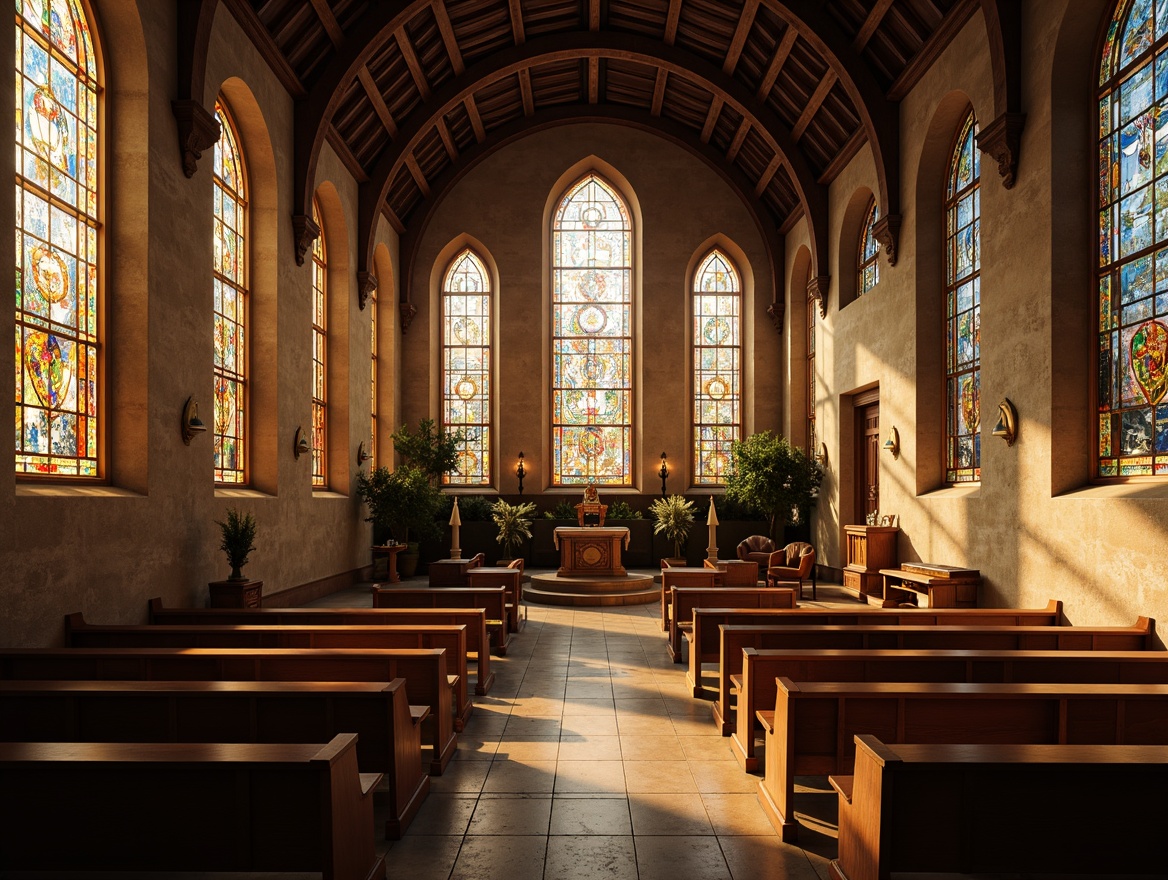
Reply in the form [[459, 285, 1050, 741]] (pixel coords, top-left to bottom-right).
[[526, 572, 658, 606]]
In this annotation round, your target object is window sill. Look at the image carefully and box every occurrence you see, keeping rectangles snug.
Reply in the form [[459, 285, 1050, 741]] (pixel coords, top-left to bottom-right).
[[214, 487, 272, 499], [1057, 482, 1168, 501], [919, 483, 981, 500], [312, 489, 348, 500], [16, 483, 142, 499]]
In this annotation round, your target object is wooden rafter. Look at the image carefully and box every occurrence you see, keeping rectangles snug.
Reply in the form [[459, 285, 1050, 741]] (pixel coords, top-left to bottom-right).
[[757, 26, 797, 100], [220, 0, 305, 98], [651, 68, 668, 116], [325, 124, 368, 183], [396, 27, 432, 100], [664, 0, 682, 45], [405, 153, 431, 197], [723, 0, 759, 76], [588, 57, 599, 103], [887, 0, 979, 100], [700, 95, 724, 144], [381, 203, 406, 235], [308, 0, 345, 48], [754, 153, 782, 197], [852, 0, 893, 53], [436, 116, 459, 161], [817, 124, 866, 184], [519, 68, 535, 116], [726, 118, 750, 163], [589, 0, 600, 31], [464, 95, 486, 142], [508, 0, 525, 45], [432, 0, 465, 75], [357, 66, 398, 138], [791, 70, 836, 141]]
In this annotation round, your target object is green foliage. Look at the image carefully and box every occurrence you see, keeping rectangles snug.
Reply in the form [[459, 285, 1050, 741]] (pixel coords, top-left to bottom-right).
[[441, 494, 493, 522], [216, 508, 257, 573], [389, 418, 466, 484], [355, 464, 443, 545], [712, 493, 767, 521], [648, 494, 696, 557], [491, 500, 538, 558], [725, 432, 823, 540], [606, 499, 642, 520], [543, 499, 578, 520]]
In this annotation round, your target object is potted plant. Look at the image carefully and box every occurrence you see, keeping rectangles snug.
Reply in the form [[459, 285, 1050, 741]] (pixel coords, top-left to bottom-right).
[[491, 499, 537, 563], [724, 431, 823, 542], [649, 494, 696, 565], [355, 464, 442, 577], [216, 507, 257, 581]]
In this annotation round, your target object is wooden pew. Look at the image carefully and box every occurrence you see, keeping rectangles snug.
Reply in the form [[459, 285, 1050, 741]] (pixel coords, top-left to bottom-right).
[[0, 646, 458, 774], [759, 678, 1168, 842], [708, 614, 1154, 734], [371, 585, 511, 655], [148, 597, 495, 695], [0, 734, 385, 880], [667, 587, 797, 663], [0, 678, 429, 839], [466, 566, 525, 633], [660, 566, 720, 631], [731, 646, 1168, 770], [830, 736, 1168, 880], [68, 612, 473, 730]]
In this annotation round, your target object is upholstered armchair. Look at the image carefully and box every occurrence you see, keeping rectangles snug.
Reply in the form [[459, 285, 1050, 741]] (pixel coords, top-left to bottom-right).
[[766, 542, 817, 599], [737, 535, 776, 567]]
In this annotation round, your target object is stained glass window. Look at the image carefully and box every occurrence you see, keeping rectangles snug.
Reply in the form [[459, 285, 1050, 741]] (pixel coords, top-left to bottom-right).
[[15, 0, 100, 477], [552, 174, 633, 485], [310, 199, 327, 488], [808, 285, 817, 455], [442, 250, 491, 485], [1097, 0, 1168, 477], [213, 99, 247, 485], [370, 277, 378, 470], [858, 198, 880, 296], [693, 250, 740, 485], [945, 110, 981, 483]]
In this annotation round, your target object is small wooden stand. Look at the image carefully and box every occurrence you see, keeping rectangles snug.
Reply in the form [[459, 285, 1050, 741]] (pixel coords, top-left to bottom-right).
[[371, 544, 408, 583], [842, 525, 899, 603], [208, 578, 262, 608], [877, 563, 981, 608]]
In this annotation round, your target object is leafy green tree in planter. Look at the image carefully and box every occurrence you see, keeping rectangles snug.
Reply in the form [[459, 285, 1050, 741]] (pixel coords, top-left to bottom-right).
[[491, 499, 537, 561], [648, 494, 695, 561], [725, 432, 823, 541], [355, 464, 443, 547], [390, 418, 466, 484]]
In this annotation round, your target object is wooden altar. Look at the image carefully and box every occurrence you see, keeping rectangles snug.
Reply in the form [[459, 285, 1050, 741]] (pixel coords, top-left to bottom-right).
[[554, 527, 630, 577]]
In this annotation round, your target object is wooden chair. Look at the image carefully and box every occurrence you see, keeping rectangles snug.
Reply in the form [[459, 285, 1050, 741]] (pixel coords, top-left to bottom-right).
[[736, 535, 775, 567], [766, 542, 816, 599]]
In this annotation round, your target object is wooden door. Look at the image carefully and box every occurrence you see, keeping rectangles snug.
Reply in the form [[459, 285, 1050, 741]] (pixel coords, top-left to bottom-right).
[[856, 401, 880, 523]]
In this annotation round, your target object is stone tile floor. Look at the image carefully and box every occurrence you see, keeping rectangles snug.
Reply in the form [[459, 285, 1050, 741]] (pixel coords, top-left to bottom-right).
[[311, 573, 852, 880]]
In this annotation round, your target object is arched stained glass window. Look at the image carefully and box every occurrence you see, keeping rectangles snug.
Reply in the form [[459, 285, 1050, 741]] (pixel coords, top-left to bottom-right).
[[213, 99, 248, 485], [945, 110, 981, 484], [442, 249, 491, 486], [1097, 0, 1168, 476], [807, 285, 817, 454], [310, 199, 327, 488], [15, 0, 101, 477], [552, 174, 634, 486], [858, 198, 880, 296], [370, 279, 378, 470], [693, 250, 740, 485]]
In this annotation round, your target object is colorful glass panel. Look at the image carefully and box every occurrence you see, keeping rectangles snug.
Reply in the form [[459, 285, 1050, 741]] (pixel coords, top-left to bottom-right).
[[15, 0, 100, 477], [945, 110, 981, 483], [857, 198, 880, 296], [1098, 0, 1168, 477], [213, 100, 247, 485], [311, 199, 327, 488], [808, 284, 817, 455], [370, 277, 378, 469], [443, 250, 491, 486], [552, 174, 633, 485], [693, 250, 740, 485]]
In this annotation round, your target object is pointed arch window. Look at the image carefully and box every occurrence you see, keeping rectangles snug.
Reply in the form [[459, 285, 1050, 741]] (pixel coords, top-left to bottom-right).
[[693, 250, 740, 485], [15, 0, 101, 477], [1097, 0, 1168, 476], [808, 285, 817, 454], [213, 99, 248, 485], [551, 174, 634, 486], [442, 249, 491, 486], [370, 280, 378, 470], [858, 198, 880, 296], [945, 110, 981, 484], [310, 199, 327, 487]]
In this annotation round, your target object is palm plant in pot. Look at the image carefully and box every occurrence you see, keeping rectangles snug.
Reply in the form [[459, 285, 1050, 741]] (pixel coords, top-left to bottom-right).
[[216, 507, 257, 581], [491, 499, 537, 563], [649, 494, 696, 565]]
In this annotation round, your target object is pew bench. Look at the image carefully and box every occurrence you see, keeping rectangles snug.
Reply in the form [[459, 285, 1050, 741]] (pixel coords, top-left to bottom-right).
[[466, 566, 526, 633], [660, 567, 720, 631], [0, 734, 385, 880], [830, 736, 1168, 880], [730, 646, 1168, 771], [708, 615, 1155, 734], [0, 677, 430, 839], [69, 612, 473, 730], [758, 678, 1168, 842], [0, 645, 458, 774], [667, 587, 797, 663], [148, 598, 494, 695], [371, 586, 511, 655]]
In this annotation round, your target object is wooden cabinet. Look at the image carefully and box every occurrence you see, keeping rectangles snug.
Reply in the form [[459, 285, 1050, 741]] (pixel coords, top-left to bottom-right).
[[207, 578, 262, 608], [842, 526, 898, 603]]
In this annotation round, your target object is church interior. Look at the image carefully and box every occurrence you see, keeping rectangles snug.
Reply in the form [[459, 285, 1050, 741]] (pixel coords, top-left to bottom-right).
[[4, 0, 1168, 877]]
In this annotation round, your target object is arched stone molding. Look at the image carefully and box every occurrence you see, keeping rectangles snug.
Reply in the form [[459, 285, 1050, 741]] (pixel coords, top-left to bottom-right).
[[312, 180, 351, 493], [787, 244, 812, 451], [837, 186, 876, 312], [371, 241, 396, 468]]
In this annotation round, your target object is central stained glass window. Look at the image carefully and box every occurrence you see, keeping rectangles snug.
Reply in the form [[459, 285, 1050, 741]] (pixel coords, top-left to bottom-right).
[[310, 198, 327, 488], [552, 174, 633, 486], [693, 250, 740, 485], [442, 249, 491, 486]]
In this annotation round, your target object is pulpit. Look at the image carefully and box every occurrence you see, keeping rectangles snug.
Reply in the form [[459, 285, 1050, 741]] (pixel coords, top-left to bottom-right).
[[554, 527, 629, 577]]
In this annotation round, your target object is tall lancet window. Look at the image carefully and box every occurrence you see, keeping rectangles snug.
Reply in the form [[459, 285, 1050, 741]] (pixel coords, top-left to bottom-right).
[[442, 249, 491, 485], [310, 199, 327, 488], [213, 99, 248, 485], [551, 174, 634, 486], [945, 110, 981, 483], [693, 250, 741, 485], [858, 198, 880, 296], [16, 0, 101, 477], [1097, 0, 1168, 476]]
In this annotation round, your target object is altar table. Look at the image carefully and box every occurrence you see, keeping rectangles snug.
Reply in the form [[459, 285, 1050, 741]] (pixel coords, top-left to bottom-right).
[[553, 527, 630, 577]]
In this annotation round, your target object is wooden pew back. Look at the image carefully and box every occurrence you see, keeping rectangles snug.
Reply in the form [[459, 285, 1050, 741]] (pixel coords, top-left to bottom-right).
[[371, 586, 510, 655], [667, 587, 797, 662]]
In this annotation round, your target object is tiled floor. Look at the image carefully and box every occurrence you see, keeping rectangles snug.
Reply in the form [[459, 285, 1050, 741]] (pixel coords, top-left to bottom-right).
[[313, 575, 846, 880]]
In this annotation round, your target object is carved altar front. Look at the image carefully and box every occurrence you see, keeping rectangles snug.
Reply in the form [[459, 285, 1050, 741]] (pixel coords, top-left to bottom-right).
[[553, 527, 630, 577]]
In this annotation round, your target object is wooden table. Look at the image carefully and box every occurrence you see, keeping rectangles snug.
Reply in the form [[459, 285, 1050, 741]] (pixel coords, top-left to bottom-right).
[[371, 544, 408, 582], [554, 526, 629, 577], [877, 563, 980, 607]]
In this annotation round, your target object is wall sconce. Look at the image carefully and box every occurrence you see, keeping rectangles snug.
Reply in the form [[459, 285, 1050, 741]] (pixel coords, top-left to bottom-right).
[[516, 451, 526, 494], [181, 396, 206, 445], [992, 398, 1017, 447], [293, 426, 310, 459], [883, 426, 900, 459], [357, 441, 370, 466], [815, 442, 828, 468], [659, 452, 669, 497]]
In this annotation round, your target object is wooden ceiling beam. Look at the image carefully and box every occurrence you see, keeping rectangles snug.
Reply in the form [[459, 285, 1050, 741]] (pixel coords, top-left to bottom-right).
[[791, 70, 836, 141], [432, 0, 465, 75], [757, 26, 797, 100], [754, 153, 782, 197], [436, 116, 459, 161], [396, 27, 432, 100], [700, 95, 724, 144], [724, 0, 759, 76], [651, 68, 668, 116], [357, 66, 398, 138], [508, 0, 526, 45], [726, 118, 750, 163], [381, 203, 406, 236], [464, 95, 486, 142], [519, 68, 535, 115], [405, 153, 431, 197], [852, 0, 893, 53], [325, 124, 368, 183], [588, 57, 600, 103], [308, 0, 345, 48], [220, 0, 305, 98], [887, 0, 978, 99], [589, 0, 601, 31], [664, 0, 682, 45]]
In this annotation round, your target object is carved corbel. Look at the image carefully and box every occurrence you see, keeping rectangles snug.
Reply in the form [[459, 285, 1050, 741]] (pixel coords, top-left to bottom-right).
[[766, 302, 785, 334], [171, 99, 220, 178], [870, 213, 902, 267], [292, 214, 321, 266], [356, 271, 377, 311], [807, 275, 830, 319], [975, 112, 1026, 189], [399, 301, 417, 334]]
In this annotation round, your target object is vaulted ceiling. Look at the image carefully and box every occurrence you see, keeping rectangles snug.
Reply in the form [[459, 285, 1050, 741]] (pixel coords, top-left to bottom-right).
[[174, 0, 1022, 323]]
